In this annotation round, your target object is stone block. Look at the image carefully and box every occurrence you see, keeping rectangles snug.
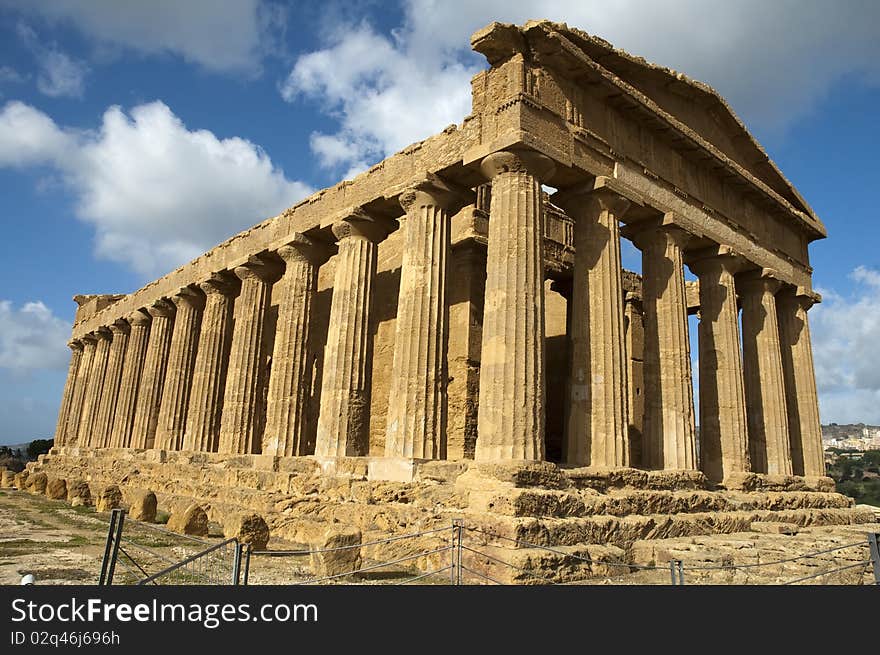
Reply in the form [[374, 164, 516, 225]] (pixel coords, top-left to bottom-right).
[[27, 472, 48, 495], [127, 489, 157, 522], [750, 521, 799, 535], [96, 485, 124, 512], [368, 457, 424, 482], [167, 504, 209, 536], [45, 477, 67, 500], [67, 479, 91, 506], [1, 469, 15, 488], [309, 525, 362, 579], [224, 513, 270, 550]]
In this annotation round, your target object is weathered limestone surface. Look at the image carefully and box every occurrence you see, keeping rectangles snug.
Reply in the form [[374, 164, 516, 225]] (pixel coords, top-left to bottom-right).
[[224, 513, 270, 550], [385, 181, 464, 459], [110, 311, 151, 448], [556, 185, 629, 467], [127, 489, 157, 522], [65, 334, 96, 445], [92, 321, 129, 448], [476, 149, 553, 461], [777, 289, 825, 477], [167, 503, 209, 536], [218, 261, 277, 455], [628, 222, 696, 470], [130, 301, 176, 449], [738, 272, 792, 475], [96, 484, 123, 512], [54, 341, 83, 446], [690, 252, 750, 482], [315, 213, 388, 457], [184, 276, 237, 452], [155, 287, 204, 451], [78, 328, 112, 447], [264, 236, 328, 457]]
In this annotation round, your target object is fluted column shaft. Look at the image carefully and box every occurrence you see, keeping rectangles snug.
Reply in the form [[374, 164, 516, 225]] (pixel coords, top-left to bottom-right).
[[556, 188, 630, 467], [475, 149, 554, 461], [130, 301, 176, 449], [218, 262, 276, 455], [632, 224, 696, 470], [66, 334, 97, 446], [264, 236, 327, 457], [739, 274, 792, 475], [92, 322, 129, 448], [184, 278, 236, 452], [690, 254, 749, 482], [777, 288, 825, 476], [155, 289, 204, 451], [385, 184, 457, 459], [54, 341, 83, 446], [110, 311, 151, 447], [78, 329, 112, 447], [315, 214, 387, 457]]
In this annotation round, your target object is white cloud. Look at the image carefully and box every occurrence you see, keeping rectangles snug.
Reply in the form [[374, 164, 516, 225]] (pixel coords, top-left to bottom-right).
[[0, 301, 70, 372], [812, 266, 880, 424], [283, 0, 880, 171], [16, 22, 89, 98], [0, 65, 25, 84], [0, 100, 312, 276], [2, 0, 283, 74]]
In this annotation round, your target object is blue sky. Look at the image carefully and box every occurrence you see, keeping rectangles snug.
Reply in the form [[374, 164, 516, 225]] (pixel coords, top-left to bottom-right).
[[0, 0, 878, 445]]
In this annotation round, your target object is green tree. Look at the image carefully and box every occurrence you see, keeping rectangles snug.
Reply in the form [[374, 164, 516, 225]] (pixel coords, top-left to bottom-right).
[[26, 439, 53, 459]]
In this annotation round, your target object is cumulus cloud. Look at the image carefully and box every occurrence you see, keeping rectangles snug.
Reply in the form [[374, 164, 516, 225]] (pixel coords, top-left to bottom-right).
[[1, 0, 283, 74], [0, 301, 70, 372], [0, 100, 312, 276], [812, 266, 880, 424], [283, 0, 880, 172], [16, 22, 89, 98]]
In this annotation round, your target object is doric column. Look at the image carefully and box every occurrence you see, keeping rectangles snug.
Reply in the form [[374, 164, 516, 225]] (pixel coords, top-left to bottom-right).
[[623, 290, 645, 468], [385, 179, 466, 459], [627, 220, 697, 470], [738, 270, 792, 475], [65, 333, 97, 446], [54, 340, 84, 446], [218, 259, 278, 455], [184, 275, 237, 452], [688, 249, 749, 482], [130, 300, 176, 449], [777, 287, 825, 476], [155, 287, 205, 451], [77, 328, 112, 447], [263, 235, 330, 457], [92, 320, 129, 448], [315, 211, 389, 458], [554, 184, 630, 467], [109, 310, 151, 448], [475, 148, 554, 461]]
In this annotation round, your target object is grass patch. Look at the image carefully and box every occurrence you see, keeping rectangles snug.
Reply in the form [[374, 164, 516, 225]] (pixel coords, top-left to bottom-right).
[[0, 539, 48, 556], [155, 510, 170, 524]]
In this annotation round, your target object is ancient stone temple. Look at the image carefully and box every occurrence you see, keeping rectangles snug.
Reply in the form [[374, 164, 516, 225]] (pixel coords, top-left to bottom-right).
[[29, 21, 872, 583]]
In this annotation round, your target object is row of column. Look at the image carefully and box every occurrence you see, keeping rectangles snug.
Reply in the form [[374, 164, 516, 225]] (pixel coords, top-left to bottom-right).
[[53, 146, 825, 481]]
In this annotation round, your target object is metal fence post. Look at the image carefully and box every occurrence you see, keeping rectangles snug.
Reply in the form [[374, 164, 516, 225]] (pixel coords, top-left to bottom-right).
[[98, 508, 124, 585], [868, 533, 880, 586], [452, 518, 464, 585], [242, 544, 251, 586], [677, 560, 685, 586], [232, 541, 242, 585]]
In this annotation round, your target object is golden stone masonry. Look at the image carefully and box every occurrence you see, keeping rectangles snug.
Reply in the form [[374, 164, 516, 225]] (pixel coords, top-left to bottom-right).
[[22, 21, 873, 583]]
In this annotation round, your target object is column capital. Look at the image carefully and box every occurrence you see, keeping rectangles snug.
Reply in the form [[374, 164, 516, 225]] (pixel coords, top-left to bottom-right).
[[622, 213, 694, 250], [67, 339, 84, 352], [552, 176, 638, 218], [146, 298, 176, 318], [81, 332, 99, 345], [685, 245, 749, 276], [198, 272, 239, 297], [276, 233, 333, 267], [331, 207, 392, 243], [777, 284, 821, 310], [128, 309, 152, 326], [96, 326, 113, 341], [736, 268, 783, 295], [233, 255, 282, 284], [480, 148, 555, 181], [172, 285, 206, 310], [399, 174, 474, 213], [109, 318, 130, 336]]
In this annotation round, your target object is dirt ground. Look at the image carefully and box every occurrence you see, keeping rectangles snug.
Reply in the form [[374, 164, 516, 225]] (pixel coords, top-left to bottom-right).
[[0, 490, 445, 585]]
